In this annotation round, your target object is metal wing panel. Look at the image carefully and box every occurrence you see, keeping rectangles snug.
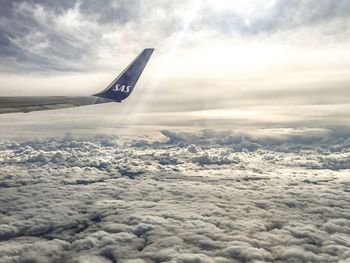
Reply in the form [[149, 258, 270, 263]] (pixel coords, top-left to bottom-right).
[[0, 96, 114, 114]]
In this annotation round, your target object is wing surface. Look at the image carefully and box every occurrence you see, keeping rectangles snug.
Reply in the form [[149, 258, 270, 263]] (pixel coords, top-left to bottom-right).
[[0, 96, 113, 114]]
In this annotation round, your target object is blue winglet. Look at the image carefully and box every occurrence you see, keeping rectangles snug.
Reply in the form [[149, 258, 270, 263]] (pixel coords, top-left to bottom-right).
[[94, 48, 154, 102]]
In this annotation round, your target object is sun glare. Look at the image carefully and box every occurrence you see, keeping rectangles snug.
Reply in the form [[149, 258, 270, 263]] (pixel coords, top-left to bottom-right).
[[114, 0, 201, 132], [204, 0, 276, 15]]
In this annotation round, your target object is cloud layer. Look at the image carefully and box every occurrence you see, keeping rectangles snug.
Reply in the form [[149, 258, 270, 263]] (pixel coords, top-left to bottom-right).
[[0, 130, 350, 262], [1, 0, 350, 72]]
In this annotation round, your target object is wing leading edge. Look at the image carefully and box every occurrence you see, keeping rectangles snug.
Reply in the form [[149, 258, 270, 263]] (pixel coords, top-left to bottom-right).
[[0, 48, 154, 114]]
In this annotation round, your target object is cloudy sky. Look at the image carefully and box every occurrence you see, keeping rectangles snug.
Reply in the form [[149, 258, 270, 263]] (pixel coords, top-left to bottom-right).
[[0, 0, 350, 138], [1, 2, 350, 262]]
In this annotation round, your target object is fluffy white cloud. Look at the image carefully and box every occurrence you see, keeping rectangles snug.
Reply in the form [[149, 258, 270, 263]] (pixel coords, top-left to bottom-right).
[[0, 130, 350, 262]]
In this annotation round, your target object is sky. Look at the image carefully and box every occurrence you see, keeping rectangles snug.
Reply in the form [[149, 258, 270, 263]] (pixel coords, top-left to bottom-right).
[[0, 0, 350, 137]]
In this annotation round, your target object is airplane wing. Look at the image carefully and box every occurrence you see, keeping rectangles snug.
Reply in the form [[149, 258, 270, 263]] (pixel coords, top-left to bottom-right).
[[0, 96, 115, 114], [0, 48, 154, 114]]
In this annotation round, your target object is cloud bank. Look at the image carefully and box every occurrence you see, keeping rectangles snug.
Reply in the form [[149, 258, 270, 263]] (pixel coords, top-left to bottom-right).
[[0, 130, 350, 262]]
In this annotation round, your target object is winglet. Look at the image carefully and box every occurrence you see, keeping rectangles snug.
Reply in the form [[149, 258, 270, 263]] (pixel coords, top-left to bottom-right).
[[94, 48, 154, 102]]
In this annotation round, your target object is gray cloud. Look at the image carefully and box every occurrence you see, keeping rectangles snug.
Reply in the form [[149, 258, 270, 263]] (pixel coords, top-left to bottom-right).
[[0, 0, 186, 72], [1, 0, 350, 72], [198, 0, 350, 36], [0, 130, 350, 262]]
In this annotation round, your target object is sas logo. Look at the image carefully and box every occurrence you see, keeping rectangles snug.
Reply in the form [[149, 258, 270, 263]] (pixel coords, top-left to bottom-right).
[[112, 84, 131, 93]]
